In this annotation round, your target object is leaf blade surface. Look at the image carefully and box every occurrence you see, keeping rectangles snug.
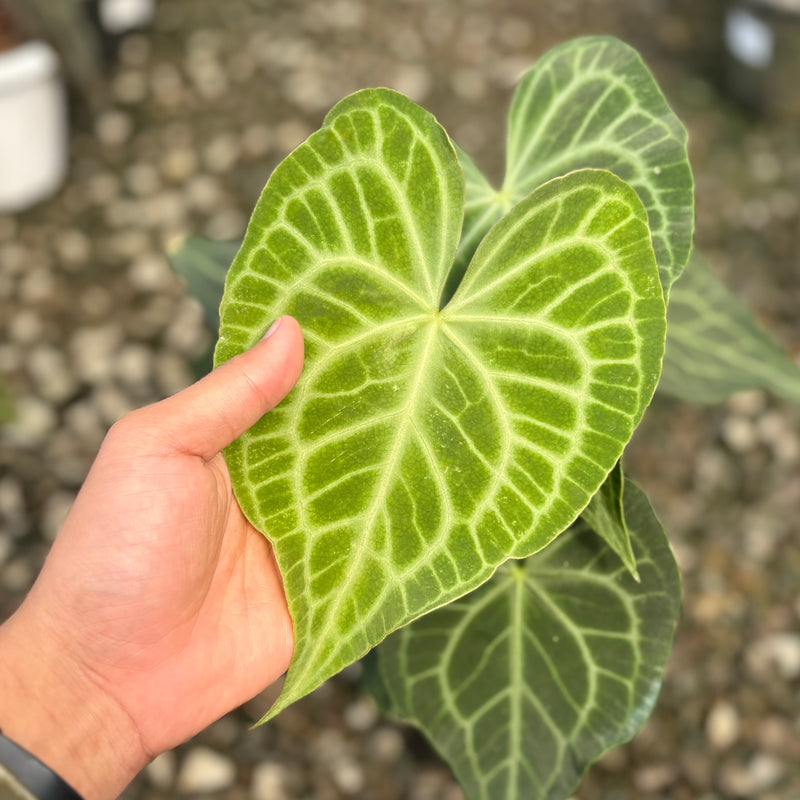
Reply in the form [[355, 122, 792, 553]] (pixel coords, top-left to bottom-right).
[[216, 92, 665, 718], [660, 252, 800, 403], [366, 478, 681, 800]]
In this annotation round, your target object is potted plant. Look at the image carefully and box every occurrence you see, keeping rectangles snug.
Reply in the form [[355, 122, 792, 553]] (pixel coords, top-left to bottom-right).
[[0, 1, 68, 213]]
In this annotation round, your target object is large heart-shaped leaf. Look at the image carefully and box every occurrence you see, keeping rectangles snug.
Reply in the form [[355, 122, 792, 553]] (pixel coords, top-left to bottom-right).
[[365, 477, 681, 800], [215, 88, 666, 719], [452, 36, 694, 299], [660, 252, 800, 403]]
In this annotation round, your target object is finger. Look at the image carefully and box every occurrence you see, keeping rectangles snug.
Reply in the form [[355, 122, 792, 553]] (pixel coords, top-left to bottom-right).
[[133, 316, 304, 460]]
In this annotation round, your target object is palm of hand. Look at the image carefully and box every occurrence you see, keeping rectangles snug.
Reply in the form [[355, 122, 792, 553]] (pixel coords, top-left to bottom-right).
[[33, 431, 293, 755]]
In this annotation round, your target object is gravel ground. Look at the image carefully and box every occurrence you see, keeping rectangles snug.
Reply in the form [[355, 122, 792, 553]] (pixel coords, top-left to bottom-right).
[[2, 1, 800, 798]]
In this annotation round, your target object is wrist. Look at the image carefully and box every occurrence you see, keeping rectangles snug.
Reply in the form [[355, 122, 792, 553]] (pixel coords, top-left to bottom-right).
[[0, 602, 150, 800]]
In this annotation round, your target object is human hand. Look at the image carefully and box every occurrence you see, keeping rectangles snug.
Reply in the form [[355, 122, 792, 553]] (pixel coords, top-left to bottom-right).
[[0, 316, 304, 800]]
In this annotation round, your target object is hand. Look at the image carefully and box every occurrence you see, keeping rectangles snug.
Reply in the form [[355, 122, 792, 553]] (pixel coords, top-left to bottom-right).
[[0, 316, 304, 800]]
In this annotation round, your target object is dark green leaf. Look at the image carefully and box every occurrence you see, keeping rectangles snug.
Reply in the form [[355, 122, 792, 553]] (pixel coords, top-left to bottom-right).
[[582, 461, 638, 580], [660, 252, 800, 403], [366, 478, 681, 800]]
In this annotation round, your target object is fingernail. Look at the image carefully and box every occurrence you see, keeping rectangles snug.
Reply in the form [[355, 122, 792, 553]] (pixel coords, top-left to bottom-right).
[[262, 317, 283, 341]]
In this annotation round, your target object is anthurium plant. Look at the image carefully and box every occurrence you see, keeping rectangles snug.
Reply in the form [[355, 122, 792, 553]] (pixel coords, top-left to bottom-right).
[[170, 36, 800, 800]]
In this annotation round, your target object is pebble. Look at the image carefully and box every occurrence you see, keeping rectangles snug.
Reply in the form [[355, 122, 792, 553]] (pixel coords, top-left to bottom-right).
[[343, 695, 379, 732], [176, 747, 237, 794], [93, 385, 137, 427], [9, 309, 44, 344], [28, 346, 80, 404], [250, 761, 289, 800], [5, 396, 58, 448], [1, 557, 35, 593], [633, 762, 679, 792], [205, 209, 247, 241], [95, 109, 134, 147], [160, 147, 199, 184], [114, 343, 154, 393], [154, 351, 195, 396], [368, 726, 405, 764], [55, 229, 92, 270], [705, 700, 741, 750], [184, 174, 223, 213], [203, 133, 241, 174], [746, 633, 800, 681], [145, 750, 176, 791], [163, 298, 209, 357], [113, 70, 149, 104], [721, 414, 758, 453], [128, 252, 174, 292], [330, 757, 365, 795], [719, 753, 785, 797], [70, 324, 124, 385], [241, 124, 273, 159]]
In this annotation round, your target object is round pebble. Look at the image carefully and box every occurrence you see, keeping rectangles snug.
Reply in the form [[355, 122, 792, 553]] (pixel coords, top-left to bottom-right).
[[95, 109, 134, 147], [145, 750, 176, 791], [251, 761, 289, 800], [706, 700, 741, 750], [176, 747, 237, 794]]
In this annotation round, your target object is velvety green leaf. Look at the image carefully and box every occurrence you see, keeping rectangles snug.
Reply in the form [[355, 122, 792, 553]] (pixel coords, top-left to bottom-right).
[[168, 236, 239, 330], [366, 478, 681, 800], [661, 252, 800, 403], [582, 461, 638, 580], [215, 88, 665, 720], [456, 36, 694, 297]]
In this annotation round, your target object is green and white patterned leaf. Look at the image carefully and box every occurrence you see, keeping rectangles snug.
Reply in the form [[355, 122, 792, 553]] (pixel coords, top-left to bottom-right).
[[366, 478, 681, 800], [582, 461, 638, 580], [455, 36, 694, 297], [661, 252, 800, 403], [215, 89, 666, 719]]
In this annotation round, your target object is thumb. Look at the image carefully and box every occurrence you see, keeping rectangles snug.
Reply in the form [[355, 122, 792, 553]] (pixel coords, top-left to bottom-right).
[[128, 316, 304, 460]]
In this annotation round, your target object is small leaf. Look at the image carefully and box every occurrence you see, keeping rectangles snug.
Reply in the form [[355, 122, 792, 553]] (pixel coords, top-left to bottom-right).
[[216, 88, 665, 720], [366, 478, 681, 800], [582, 461, 639, 580], [660, 252, 800, 403], [456, 36, 694, 297], [168, 236, 239, 330]]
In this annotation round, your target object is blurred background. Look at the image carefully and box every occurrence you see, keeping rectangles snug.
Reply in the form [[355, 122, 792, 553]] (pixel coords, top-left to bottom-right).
[[1, 1, 800, 798]]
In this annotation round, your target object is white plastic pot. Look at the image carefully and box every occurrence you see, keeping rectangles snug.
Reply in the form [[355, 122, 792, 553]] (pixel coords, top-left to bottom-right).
[[0, 40, 68, 213]]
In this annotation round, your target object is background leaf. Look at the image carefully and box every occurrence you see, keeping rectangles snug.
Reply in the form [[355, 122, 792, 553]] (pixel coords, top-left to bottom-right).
[[168, 236, 239, 330], [366, 477, 681, 800], [660, 252, 800, 403], [216, 83, 665, 723], [455, 36, 694, 297], [581, 461, 638, 580]]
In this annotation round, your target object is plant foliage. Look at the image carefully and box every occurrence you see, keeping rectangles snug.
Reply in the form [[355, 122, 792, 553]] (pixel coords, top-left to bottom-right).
[[161, 34, 800, 800]]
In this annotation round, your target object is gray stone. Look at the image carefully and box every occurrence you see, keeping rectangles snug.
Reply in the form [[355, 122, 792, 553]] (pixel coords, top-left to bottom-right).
[[706, 700, 741, 750], [747, 633, 800, 681], [70, 324, 124, 385], [28, 345, 80, 404], [176, 747, 236, 794], [5, 396, 57, 448], [95, 109, 134, 147], [250, 761, 289, 800], [343, 695, 379, 732], [145, 750, 176, 791]]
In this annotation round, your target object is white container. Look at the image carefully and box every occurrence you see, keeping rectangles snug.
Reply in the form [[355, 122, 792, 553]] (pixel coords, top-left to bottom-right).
[[0, 40, 68, 212]]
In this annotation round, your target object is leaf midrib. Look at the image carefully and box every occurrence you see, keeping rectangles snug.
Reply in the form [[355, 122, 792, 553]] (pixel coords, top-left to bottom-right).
[[290, 318, 442, 690]]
